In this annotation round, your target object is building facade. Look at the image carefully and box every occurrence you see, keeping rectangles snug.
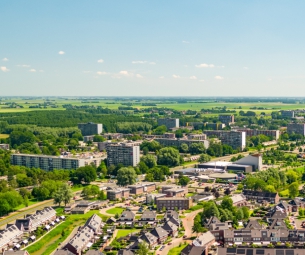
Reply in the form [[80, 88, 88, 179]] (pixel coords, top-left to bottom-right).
[[10, 154, 103, 171], [219, 115, 235, 125], [154, 138, 209, 149], [281, 110, 295, 118], [157, 118, 179, 129], [204, 130, 246, 150], [287, 123, 305, 136], [78, 122, 103, 136], [106, 142, 140, 167], [156, 197, 192, 210], [235, 129, 280, 140]]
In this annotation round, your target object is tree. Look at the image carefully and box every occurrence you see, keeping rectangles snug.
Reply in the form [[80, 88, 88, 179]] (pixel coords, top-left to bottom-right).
[[241, 206, 250, 219], [192, 221, 204, 234], [180, 143, 189, 153], [236, 208, 244, 220], [214, 191, 220, 199], [54, 183, 73, 206], [221, 197, 233, 211], [117, 167, 137, 186], [36, 187, 50, 201], [198, 154, 211, 163], [141, 155, 157, 168], [97, 161, 107, 177], [189, 143, 206, 155], [224, 188, 231, 196], [286, 170, 298, 184], [137, 241, 150, 255], [264, 185, 276, 193], [288, 182, 299, 198], [75, 166, 97, 184], [178, 175, 190, 186], [157, 147, 181, 167]]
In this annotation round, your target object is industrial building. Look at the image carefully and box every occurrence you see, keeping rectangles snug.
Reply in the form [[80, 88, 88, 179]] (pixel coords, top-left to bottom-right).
[[10, 154, 104, 171], [157, 118, 179, 129], [78, 122, 103, 136], [106, 142, 140, 167], [204, 130, 246, 150]]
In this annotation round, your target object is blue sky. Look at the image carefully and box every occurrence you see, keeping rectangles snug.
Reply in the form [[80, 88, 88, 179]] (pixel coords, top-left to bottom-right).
[[1, 1, 305, 96]]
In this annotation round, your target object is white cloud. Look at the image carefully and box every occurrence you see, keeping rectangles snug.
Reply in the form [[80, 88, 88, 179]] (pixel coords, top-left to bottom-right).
[[159, 76, 164, 79], [136, 74, 143, 78], [119, 70, 134, 77], [120, 70, 129, 75], [0, 66, 9, 72], [29, 69, 36, 72], [215, 76, 224, 80], [182, 40, 190, 44], [2, 58, 8, 61], [132, 60, 156, 65], [172, 74, 180, 79], [17, 64, 30, 68], [243, 67, 248, 70], [97, 59, 104, 63], [97, 71, 107, 75], [58, 51, 65, 55], [199, 80, 205, 82], [190, 76, 197, 80], [195, 63, 215, 68], [268, 78, 272, 81]]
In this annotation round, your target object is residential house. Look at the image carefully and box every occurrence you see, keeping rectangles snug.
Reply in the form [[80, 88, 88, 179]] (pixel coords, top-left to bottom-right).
[[84, 214, 103, 233], [289, 197, 305, 212], [15, 207, 56, 232], [117, 250, 134, 255], [164, 210, 180, 226], [53, 249, 75, 255], [244, 220, 263, 230], [150, 227, 168, 244], [242, 190, 279, 204], [182, 231, 215, 255], [118, 210, 135, 225], [3, 251, 30, 255], [181, 245, 205, 255], [231, 194, 247, 207], [140, 232, 158, 248], [218, 248, 305, 255], [162, 221, 178, 237], [138, 210, 156, 225], [268, 218, 287, 230], [0, 225, 23, 253]]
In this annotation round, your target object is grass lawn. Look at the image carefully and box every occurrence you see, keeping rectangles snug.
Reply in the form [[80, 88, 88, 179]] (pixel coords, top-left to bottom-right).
[[116, 229, 140, 239], [157, 215, 164, 219], [106, 207, 125, 215], [26, 210, 108, 255], [279, 189, 289, 197], [168, 243, 188, 255], [0, 134, 9, 139], [15, 199, 38, 210]]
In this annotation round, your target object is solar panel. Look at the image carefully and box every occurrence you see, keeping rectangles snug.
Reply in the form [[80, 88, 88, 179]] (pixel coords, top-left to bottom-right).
[[256, 250, 265, 255]]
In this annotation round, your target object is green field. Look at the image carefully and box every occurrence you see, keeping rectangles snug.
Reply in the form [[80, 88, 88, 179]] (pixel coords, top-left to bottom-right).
[[106, 207, 125, 215], [168, 243, 188, 255], [1, 97, 305, 114]]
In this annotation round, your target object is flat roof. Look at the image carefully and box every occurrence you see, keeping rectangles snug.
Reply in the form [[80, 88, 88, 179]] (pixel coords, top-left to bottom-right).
[[199, 161, 232, 167]]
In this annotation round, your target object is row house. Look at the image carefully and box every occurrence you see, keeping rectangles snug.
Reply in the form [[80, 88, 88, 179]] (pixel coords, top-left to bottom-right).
[[0, 225, 23, 253], [218, 248, 305, 255], [242, 190, 280, 204], [138, 210, 156, 226], [181, 231, 215, 255], [15, 207, 56, 232], [118, 210, 135, 226]]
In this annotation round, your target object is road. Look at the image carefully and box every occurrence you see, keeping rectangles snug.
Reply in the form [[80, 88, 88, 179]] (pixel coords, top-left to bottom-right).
[[159, 209, 202, 255]]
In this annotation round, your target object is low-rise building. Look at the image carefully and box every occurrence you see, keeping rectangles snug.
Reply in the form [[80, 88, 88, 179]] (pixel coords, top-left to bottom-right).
[[118, 210, 135, 225], [138, 210, 156, 225], [107, 188, 130, 201], [162, 186, 188, 197], [156, 197, 192, 210], [0, 144, 10, 150], [127, 183, 156, 195], [242, 190, 280, 204], [218, 248, 305, 255], [70, 200, 106, 214], [146, 193, 167, 204], [0, 225, 23, 252], [231, 194, 247, 207]]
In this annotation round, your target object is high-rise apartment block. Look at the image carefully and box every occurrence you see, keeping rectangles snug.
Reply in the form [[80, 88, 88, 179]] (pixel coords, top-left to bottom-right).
[[235, 129, 280, 140], [219, 115, 234, 125], [204, 130, 246, 150], [10, 154, 104, 171], [106, 142, 140, 167], [287, 123, 305, 136], [78, 122, 103, 136], [157, 118, 179, 129], [281, 110, 295, 118]]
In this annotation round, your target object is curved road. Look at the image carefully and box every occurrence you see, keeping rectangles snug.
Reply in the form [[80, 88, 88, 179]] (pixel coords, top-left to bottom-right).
[[159, 209, 202, 255]]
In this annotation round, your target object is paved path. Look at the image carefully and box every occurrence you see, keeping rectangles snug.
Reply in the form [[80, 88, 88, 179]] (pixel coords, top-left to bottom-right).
[[159, 209, 202, 255]]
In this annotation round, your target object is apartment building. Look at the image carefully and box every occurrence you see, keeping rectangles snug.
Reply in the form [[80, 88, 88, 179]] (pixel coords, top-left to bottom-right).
[[78, 122, 103, 136], [204, 130, 246, 150], [107, 188, 130, 201], [281, 110, 295, 118], [204, 123, 226, 130], [219, 115, 235, 125], [187, 133, 207, 140], [10, 154, 104, 171], [235, 129, 280, 140], [218, 248, 305, 255], [287, 123, 305, 136], [127, 183, 156, 195], [156, 197, 192, 210], [161, 185, 188, 197], [106, 142, 140, 167], [154, 138, 210, 149], [157, 118, 179, 129]]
